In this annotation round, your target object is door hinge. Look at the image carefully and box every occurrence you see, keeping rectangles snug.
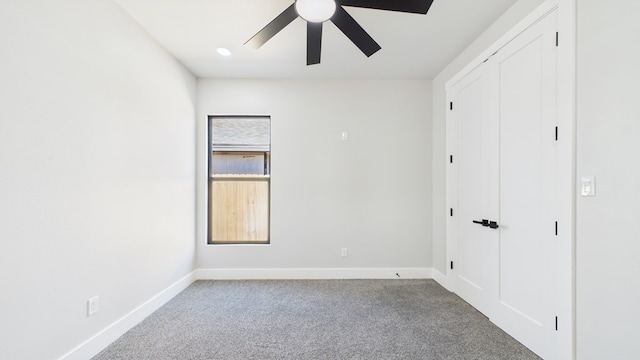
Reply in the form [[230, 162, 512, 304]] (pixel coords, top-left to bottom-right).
[[555, 32, 559, 47], [555, 316, 558, 331], [450, 208, 454, 217], [555, 126, 558, 141], [450, 155, 453, 164], [555, 221, 558, 236], [450, 261, 454, 270], [450, 101, 453, 110]]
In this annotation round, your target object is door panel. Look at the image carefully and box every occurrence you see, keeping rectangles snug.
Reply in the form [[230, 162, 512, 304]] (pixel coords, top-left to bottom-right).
[[449, 9, 558, 360], [491, 11, 558, 359], [451, 64, 497, 317], [499, 37, 546, 319]]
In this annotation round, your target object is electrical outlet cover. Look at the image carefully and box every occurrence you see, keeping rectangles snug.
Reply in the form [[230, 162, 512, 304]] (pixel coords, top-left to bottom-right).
[[88, 296, 99, 316]]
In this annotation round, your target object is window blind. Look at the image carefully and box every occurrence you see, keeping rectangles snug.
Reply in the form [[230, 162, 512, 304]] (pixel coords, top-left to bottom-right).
[[211, 116, 270, 151]]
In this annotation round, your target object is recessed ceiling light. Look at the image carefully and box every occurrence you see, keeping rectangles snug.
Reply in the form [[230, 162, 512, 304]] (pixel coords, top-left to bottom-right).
[[216, 48, 231, 56]]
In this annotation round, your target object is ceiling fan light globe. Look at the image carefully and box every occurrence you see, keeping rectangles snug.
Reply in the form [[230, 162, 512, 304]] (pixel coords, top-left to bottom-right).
[[295, 0, 337, 23]]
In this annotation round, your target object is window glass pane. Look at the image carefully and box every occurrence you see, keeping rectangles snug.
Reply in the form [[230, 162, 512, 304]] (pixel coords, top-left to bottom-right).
[[208, 116, 271, 245]]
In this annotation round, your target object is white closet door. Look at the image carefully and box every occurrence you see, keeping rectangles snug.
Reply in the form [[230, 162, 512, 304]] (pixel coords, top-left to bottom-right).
[[448, 8, 559, 360], [491, 10, 558, 360], [450, 63, 498, 317]]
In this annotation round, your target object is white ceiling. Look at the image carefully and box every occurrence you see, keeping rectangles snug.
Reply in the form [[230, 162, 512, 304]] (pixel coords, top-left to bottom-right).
[[113, 0, 519, 79]]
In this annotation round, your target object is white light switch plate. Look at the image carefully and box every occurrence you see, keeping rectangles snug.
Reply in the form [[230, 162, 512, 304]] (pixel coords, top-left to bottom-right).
[[581, 176, 595, 197]]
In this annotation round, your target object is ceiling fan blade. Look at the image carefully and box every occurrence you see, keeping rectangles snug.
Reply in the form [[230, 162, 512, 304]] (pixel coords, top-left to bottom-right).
[[307, 22, 323, 65], [337, 0, 433, 14], [331, 6, 381, 57], [245, 4, 298, 49]]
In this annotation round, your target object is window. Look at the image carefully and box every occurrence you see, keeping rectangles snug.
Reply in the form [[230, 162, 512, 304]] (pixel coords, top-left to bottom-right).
[[208, 116, 271, 244]]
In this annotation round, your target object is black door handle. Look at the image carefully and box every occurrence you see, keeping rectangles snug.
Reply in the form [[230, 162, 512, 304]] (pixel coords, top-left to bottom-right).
[[472, 219, 499, 229]]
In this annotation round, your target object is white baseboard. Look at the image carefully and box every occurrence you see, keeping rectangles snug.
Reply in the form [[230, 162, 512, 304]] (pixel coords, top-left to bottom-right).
[[431, 268, 453, 291], [58, 271, 196, 360], [60, 267, 433, 359], [195, 268, 433, 280]]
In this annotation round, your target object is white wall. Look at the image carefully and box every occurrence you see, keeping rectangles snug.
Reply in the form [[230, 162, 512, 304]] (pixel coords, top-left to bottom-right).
[[576, 0, 640, 358], [431, 0, 546, 274], [197, 79, 432, 273], [0, 1, 196, 359]]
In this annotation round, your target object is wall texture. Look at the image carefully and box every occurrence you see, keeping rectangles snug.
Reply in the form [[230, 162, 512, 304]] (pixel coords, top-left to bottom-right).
[[576, 0, 640, 358], [197, 79, 432, 273], [0, 1, 197, 358], [430, 0, 546, 275]]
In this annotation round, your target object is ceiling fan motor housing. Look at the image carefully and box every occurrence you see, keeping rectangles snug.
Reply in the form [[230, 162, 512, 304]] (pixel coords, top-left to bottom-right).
[[295, 0, 337, 23]]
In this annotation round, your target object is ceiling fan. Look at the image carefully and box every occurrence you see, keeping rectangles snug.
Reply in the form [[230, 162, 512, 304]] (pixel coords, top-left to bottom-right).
[[245, 0, 434, 65]]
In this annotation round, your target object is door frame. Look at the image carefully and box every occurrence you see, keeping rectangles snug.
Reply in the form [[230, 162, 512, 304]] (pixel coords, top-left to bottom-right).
[[443, 0, 576, 359]]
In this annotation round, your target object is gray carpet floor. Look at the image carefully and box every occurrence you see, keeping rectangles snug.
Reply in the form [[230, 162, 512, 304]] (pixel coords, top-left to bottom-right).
[[93, 280, 541, 360]]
